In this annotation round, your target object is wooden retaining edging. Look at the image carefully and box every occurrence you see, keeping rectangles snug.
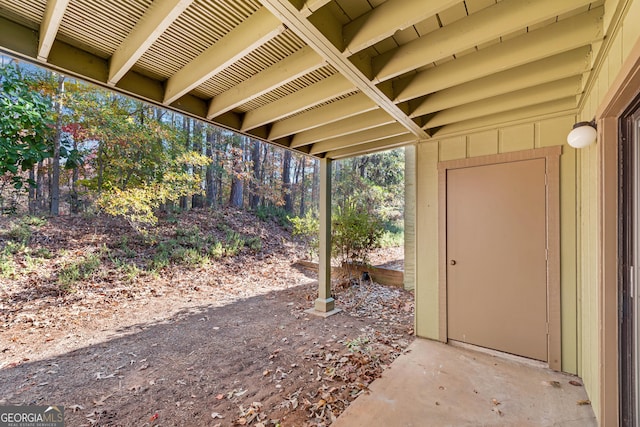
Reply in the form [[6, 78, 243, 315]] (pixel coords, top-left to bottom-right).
[[294, 260, 404, 288]]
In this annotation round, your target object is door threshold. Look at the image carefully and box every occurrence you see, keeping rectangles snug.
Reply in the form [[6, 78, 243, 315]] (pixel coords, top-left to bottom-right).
[[448, 340, 548, 369]]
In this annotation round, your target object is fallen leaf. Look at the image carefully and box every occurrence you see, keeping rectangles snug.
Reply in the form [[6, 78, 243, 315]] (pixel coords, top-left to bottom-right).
[[569, 380, 582, 387], [68, 404, 84, 412], [492, 407, 503, 416], [549, 381, 561, 388], [491, 398, 500, 406], [215, 394, 225, 400], [211, 412, 224, 419], [577, 400, 591, 406], [92, 394, 112, 406], [149, 413, 159, 422]]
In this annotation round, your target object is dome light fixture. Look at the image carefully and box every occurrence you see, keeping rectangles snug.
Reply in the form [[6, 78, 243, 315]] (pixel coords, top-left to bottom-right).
[[567, 120, 597, 149]]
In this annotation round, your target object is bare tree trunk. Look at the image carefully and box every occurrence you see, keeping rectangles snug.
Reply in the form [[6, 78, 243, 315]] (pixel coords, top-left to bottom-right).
[[36, 161, 45, 212], [282, 149, 292, 213], [250, 139, 261, 209], [28, 166, 37, 214], [192, 120, 204, 208], [299, 156, 306, 217], [205, 126, 217, 207], [229, 137, 244, 208], [311, 159, 319, 208], [180, 117, 191, 211], [50, 74, 65, 216]]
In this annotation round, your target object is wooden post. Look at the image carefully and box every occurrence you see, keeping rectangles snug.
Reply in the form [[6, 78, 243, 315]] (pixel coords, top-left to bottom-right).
[[306, 157, 340, 317], [404, 144, 416, 291]]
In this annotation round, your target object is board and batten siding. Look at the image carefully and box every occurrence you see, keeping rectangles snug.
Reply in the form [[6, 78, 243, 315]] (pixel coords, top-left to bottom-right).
[[414, 115, 578, 375], [573, 0, 640, 420]]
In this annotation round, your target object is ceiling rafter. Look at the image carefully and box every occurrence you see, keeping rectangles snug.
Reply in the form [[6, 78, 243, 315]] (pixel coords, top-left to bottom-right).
[[373, 0, 595, 83], [269, 93, 377, 139], [325, 134, 415, 159], [424, 76, 582, 128], [259, 0, 428, 139], [163, 7, 285, 105], [207, 46, 324, 119], [310, 122, 409, 155], [108, 0, 193, 86], [240, 74, 355, 131], [410, 46, 591, 118], [38, 0, 71, 61], [432, 97, 578, 137], [395, 8, 603, 103], [343, 0, 459, 55], [290, 108, 395, 148], [300, 0, 332, 17]]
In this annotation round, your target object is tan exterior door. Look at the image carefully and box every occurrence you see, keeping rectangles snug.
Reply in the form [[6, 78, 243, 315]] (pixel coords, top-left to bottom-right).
[[447, 158, 548, 361]]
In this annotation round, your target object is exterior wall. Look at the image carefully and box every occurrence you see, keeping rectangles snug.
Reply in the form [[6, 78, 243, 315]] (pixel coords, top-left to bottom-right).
[[412, 0, 640, 423], [574, 0, 640, 420], [415, 115, 578, 374], [404, 145, 416, 291]]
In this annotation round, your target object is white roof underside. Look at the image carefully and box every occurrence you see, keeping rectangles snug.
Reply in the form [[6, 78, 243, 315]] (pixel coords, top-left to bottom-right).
[[0, 0, 604, 158]]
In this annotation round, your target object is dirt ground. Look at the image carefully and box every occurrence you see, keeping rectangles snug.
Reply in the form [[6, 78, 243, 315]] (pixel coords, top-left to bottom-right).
[[0, 211, 413, 426]]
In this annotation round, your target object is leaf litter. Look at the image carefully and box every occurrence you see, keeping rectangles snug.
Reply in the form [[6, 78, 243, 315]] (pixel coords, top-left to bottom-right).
[[0, 210, 414, 426]]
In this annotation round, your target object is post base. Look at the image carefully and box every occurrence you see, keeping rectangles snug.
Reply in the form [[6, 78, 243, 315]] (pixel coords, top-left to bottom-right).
[[304, 307, 342, 318]]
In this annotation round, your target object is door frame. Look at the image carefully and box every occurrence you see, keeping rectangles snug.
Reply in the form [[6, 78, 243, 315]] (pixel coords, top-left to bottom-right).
[[437, 146, 562, 371], [618, 94, 640, 427], [595, 34, 640, 426]]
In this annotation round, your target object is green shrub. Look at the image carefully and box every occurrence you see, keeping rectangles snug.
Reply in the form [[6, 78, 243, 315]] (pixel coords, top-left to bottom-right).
[[0, 252, 15, 278], [58, 252, 102, 289], [332, 204, 383, 267], [6, 223, 32, 243], [118, 236, 137, 258], [171, 247, 208, 266], [289, 211, 319, 259], [208, 240, 224, 259], [224, 230, 245, 256], [244, 236, 262, 251], [175, 226, 204, 250], [255, 205, 289, 226], [20, 216, 47, 227]]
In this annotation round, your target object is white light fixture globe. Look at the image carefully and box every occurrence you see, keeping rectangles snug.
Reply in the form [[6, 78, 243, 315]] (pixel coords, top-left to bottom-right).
[[567, 121, 597, 148]]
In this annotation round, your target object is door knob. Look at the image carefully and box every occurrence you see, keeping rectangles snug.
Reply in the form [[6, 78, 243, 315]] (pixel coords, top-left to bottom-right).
[[450, 260, 456, 265]]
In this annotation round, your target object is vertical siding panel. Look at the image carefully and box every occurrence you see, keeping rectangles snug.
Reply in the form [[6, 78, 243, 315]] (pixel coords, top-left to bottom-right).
[[622, 0, 640, 60], [499, 123, 535, 152], [439, 136, 466, 161], [415, 142, 440, 339], [404, 145, 416, 291], [607, 32, 623, 85], [467, 130, 498, 157]]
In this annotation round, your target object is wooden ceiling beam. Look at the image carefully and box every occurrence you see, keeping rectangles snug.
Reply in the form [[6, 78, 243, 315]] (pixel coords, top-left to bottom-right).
[[268, 93, 377, 139], [38, 0, 71, 61], [396, 8, 603, 103], [163, 7, 284, 105], [325, 134, 415, 159], [260, 0, 428, 139], [431, 98, 578, 137], [240, 74, 355, 131], [343, 0, 458, 54], [207, 46, 324, 119], [309, 123, 409, 155], [290, 109, 395, 148], [411, 46, 591, 118], [424, 77, 582, 128], [373, 0, 595, 82], [108, 0, 193, 86]]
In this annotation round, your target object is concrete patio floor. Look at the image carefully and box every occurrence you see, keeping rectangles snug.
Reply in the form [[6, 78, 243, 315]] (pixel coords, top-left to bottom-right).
[[334, 338, 597, 427]]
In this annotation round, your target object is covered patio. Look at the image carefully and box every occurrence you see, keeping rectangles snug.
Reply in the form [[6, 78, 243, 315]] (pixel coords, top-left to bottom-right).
[[334, 339, 597, 427], [1, 0, 640, 425]]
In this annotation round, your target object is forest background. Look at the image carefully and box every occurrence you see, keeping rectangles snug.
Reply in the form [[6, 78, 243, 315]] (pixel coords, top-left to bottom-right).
[[0, 56, 405, 266]]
